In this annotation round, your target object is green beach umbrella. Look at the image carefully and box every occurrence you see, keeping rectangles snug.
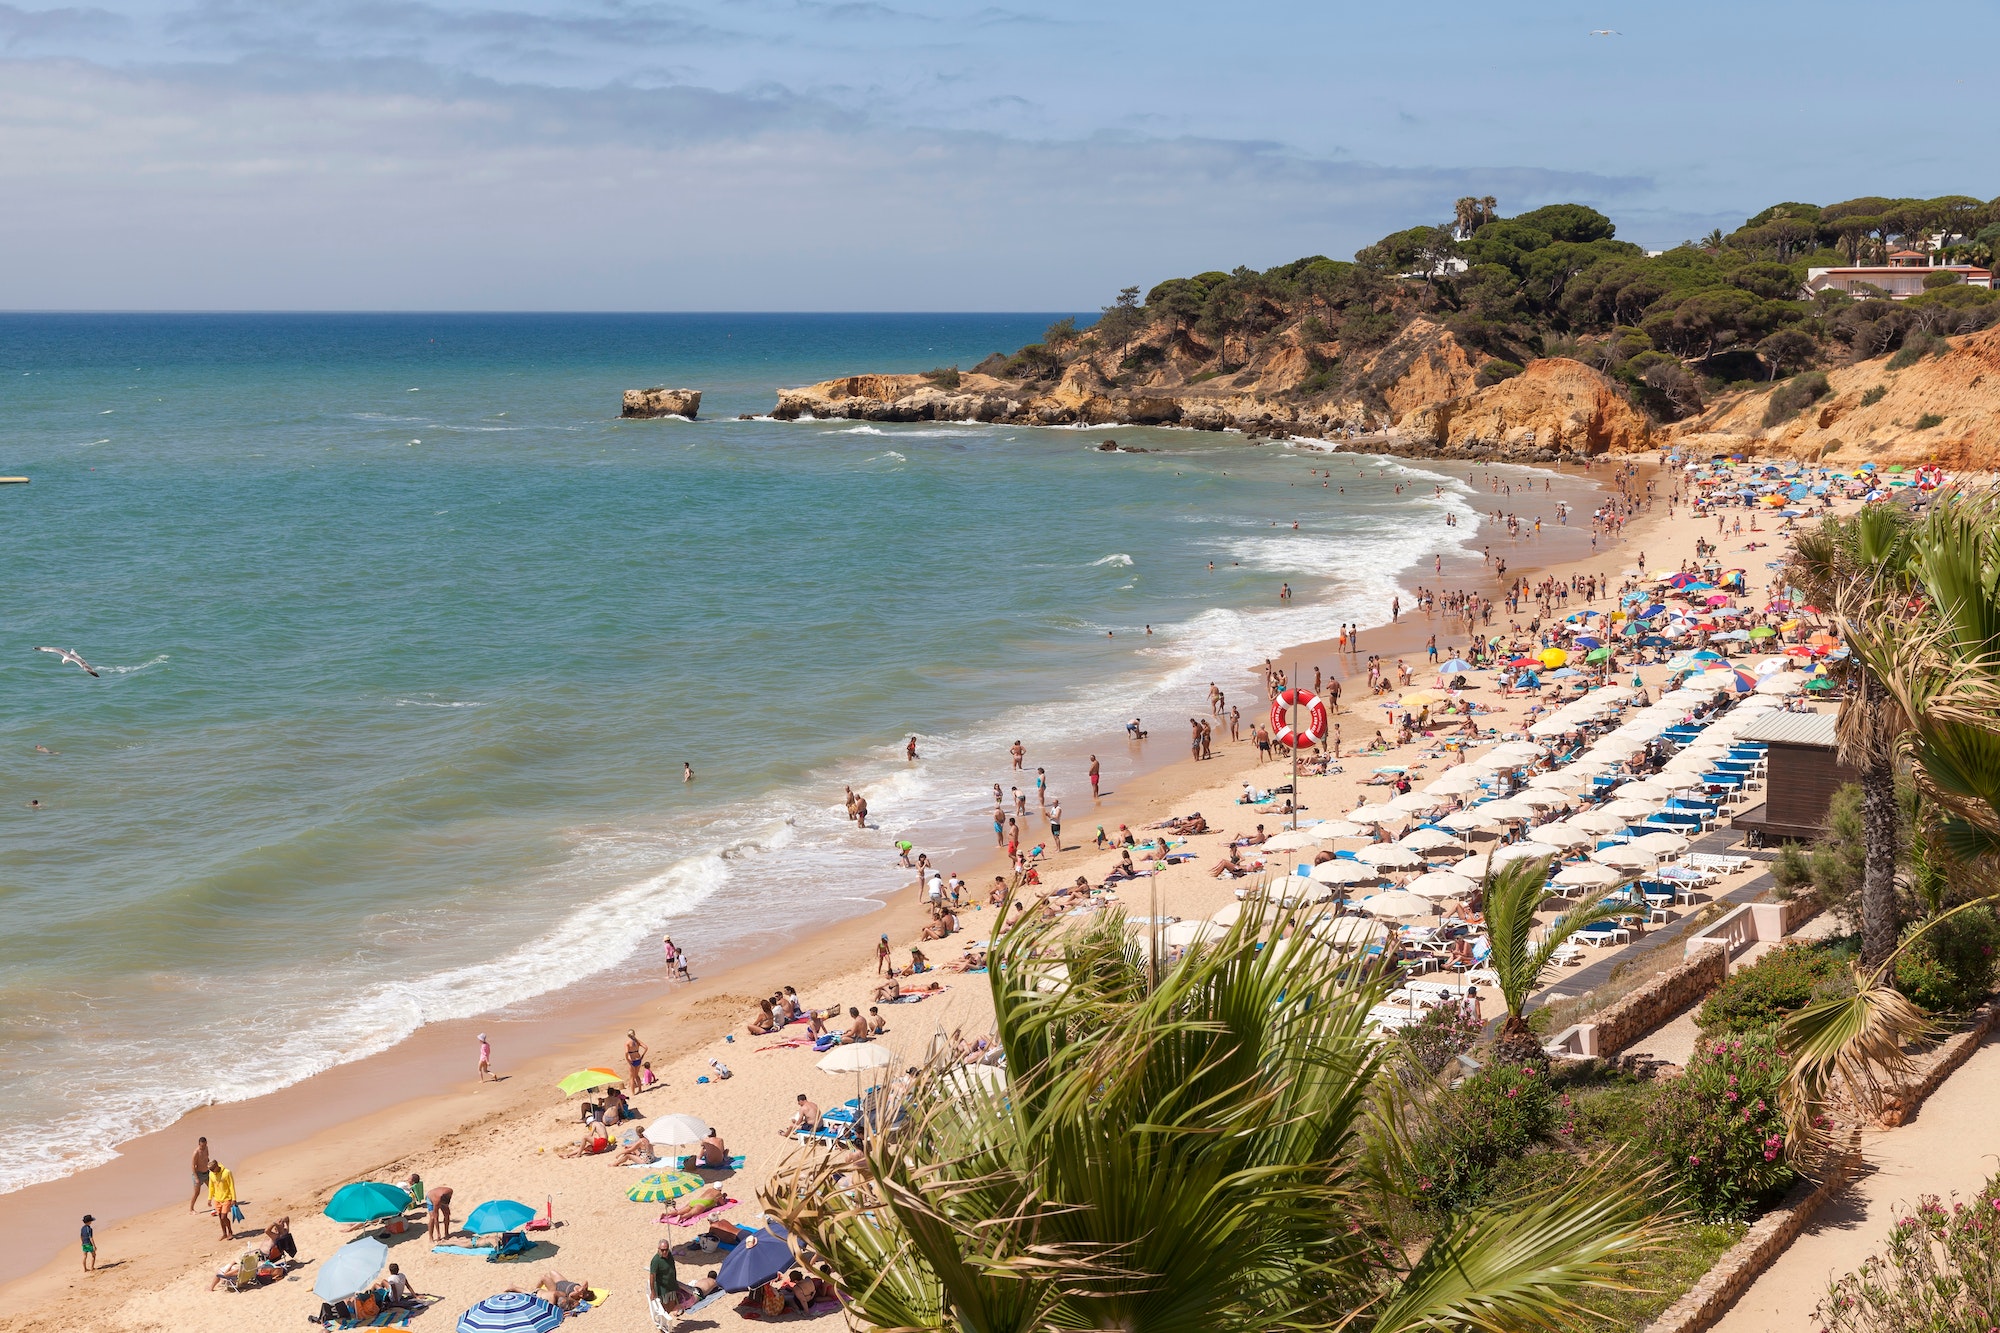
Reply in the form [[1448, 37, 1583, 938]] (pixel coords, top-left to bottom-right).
[[626, 1170, 705, 1204], [1805, 677, 1834, 691], [1585, 647, 1612, 662], [557, 1068, 624, 1097], [325, 1180, 412, 1224], [1748, 625, 1776, 639]]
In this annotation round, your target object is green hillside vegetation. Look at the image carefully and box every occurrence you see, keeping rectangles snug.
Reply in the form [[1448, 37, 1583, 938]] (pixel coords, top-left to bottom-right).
[[1020, 194, 2000, 424]]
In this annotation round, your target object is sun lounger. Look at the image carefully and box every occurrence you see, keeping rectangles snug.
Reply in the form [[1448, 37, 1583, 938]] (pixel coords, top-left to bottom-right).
[[659, 1198, 739, 1228]]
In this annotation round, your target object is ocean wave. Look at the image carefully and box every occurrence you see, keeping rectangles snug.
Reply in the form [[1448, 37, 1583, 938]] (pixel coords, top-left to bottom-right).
[[1091, 553, 1134, 567], [864, 451, 907, 464], [395, 697, 485, 708]]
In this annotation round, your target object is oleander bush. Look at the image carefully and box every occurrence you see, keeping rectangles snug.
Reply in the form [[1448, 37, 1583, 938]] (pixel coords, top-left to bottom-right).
[[1391, 1000, 1486, 1077], [1409, 1062, 1554, 1217], [1817, 1171, 2000, 1333], [1652, 1030, 1797, 1222]]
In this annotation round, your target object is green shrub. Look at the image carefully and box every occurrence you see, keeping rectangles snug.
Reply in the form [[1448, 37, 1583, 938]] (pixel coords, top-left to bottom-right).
[[1409, 1063, 1554, 1217], [1392, 1001, 1486, 1078], [1696, 941, 1846, 1032], [1762, 371, 1831, 427], [1915, 412, 1945, 430], [1861, 385, 1887, 406], [1887, 329, 1948, 370], [1894, 907, 2000, 1013], [921, 366, 961, 389], [1476, 359, 1524, 388], [1652, 1030, 1797, 1221]]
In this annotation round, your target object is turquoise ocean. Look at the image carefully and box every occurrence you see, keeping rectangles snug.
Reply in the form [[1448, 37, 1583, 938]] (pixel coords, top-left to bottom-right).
[[0, 314, 1567, 1193]]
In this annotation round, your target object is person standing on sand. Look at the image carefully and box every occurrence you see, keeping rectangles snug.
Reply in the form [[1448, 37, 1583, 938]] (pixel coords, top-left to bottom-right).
[[992, 806, 1005, 845], [426, 1185, 454, 1241], [1010, 740, 1024, 770], [1088, 755, 1100, 798], [877, 934, 891, 975], [207, 1160, 238, 1240], [1200, 720, 1213, 760], [1228, 705, 1240, 741], [624, 1030, 649, 1095], [1048, 800, 1062, 850], [477, 1033, 493, 1082], [1034, 767, 1047, 807], [80, 1215, 96, 1273], [190, 1136, 211, 1212]]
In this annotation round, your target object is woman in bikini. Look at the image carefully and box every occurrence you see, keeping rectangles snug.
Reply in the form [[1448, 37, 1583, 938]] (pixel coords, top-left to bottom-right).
[[624, 1031, 648, 1095]]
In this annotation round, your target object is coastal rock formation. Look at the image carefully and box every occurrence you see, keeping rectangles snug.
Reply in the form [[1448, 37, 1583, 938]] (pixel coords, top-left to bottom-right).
[[1673, 326, 2000, 465], [1396, 359, 1654, 457], [622, 388, 702, 419]]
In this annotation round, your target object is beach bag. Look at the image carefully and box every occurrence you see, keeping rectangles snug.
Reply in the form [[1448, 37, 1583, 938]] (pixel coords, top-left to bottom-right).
[[229, 1202, 245, 1223], [354, 1293, 381, 1320], [760, 1285, 786, 1317]]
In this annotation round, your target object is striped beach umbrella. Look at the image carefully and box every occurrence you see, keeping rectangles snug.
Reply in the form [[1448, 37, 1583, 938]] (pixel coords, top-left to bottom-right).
[[458, 1293, 564, 1333], [626, 1170, 706, 1204]]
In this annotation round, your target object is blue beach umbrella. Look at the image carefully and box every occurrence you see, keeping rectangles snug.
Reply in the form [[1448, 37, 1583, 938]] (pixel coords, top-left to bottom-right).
[[325, 1181, 411, 1224], [459, 1292, 564, 1333], [1437, 658, 1475, 673], [464, 1199, 539, 1235], [314, 1237, 388, 1301], [719, 1221, 797, 1292], [1573, 636, 1602, 649]]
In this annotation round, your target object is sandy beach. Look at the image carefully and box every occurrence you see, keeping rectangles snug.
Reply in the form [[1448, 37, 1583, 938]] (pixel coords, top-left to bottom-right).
[[2, 447, 1742, 1333]]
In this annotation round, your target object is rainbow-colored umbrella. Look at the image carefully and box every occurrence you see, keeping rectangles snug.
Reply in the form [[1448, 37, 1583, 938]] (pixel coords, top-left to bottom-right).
[[626, 1170, 705, 1204]]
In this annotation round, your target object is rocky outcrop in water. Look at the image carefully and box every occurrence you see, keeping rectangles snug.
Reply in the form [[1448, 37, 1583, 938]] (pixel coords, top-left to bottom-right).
[[622, 388, 702, 419]]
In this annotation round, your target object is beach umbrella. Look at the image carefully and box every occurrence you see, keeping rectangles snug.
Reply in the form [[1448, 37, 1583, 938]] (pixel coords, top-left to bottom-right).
[[1357, 890, 1434, 920], [1471, 798, 1539, 821], [1406, 870, 1478, 900], [1756, 671, 1805, 695], [1487, 841, 1561, 868], [1538, 648, 1568, 667], [1310, 859, 1385, 886], [943, 1063, 1008, 1096], [1382, 792, 1441, 815], [1805, 676, 1835, 692], [1567, 809, 1629, 835], [1533, 819, 1594, 847], [1358, 844, 1424, 869], [459, 1292, 565, 1333], [1345, 807, 1404, 826], [1436, 807, 1493, 831], [1524, 769, 1590, 792], [325, 1181, 411, 1224], [1272, 875, 1335, 904], [1600, 797, 1662, 819], [1611, 778, 1679, 801], [464, 1199, 540, 1235], [1317, 915, 1389, 948], [1162, 919, 1224, 948], [1425, 770, 1487, 795], [1259, 829, 1320, 853], [627, 1171, 706, 1204], [1399, 827, 1463, 852], [1487, 741, 1547, 763], [1210, 900, 1247, 927], [1632, 831, 1691, 857], [1306, 820, 1368, 841], [1437, 658, 1476, 673], [719, 1222, 798, 1292], [557, 1068, 624, 1098], [314, 1237, 388, 1301], [817, 1043, 895, 1075], [646, 1113, 712, 1147], [1591, 845, 1658, 871], [1553, 862, 1627, 889]]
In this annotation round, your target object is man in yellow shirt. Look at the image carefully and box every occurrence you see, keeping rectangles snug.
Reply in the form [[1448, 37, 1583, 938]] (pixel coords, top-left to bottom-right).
[[207, 1161, 239, 1240]]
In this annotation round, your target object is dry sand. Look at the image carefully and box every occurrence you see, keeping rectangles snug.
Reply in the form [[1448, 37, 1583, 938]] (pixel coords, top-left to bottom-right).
[[0, 448, 1840, 1333]]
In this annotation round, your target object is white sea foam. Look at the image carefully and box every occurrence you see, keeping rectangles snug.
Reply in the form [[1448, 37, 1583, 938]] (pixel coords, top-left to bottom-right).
[[394, 697, 485, 708], [99, 654, 169, 675], [1091, 553, 1134, 567]]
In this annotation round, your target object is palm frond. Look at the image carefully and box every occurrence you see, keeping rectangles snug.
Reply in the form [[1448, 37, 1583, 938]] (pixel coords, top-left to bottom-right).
[[1366, 1166, 1665, 1333], [1482, 856, 1627, 1020]]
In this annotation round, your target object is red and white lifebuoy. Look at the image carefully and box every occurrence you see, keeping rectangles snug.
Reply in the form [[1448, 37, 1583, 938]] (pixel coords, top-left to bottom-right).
[[1269, 688, 1328, 748]]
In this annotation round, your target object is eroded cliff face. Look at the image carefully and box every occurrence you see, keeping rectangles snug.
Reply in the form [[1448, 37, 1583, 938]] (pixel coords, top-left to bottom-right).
[[769, 320, 1485, 442], [1398, 359, 1654, 457], [1673, 327, 2000, 465]]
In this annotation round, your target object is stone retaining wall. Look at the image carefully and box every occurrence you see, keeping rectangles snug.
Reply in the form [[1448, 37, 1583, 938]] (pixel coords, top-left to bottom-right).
[[1592, 944, 1728, 1056]]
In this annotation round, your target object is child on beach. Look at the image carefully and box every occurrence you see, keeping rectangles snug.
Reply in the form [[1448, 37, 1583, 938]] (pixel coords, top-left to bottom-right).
[[80, 1215, 95, 1272], [477, 1033, 493, 1082]]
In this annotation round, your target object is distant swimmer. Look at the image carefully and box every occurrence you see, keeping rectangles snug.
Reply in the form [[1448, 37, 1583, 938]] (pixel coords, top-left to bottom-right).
[[34, 745, 57, 755], [26, 799, 43, 809], [683, 762, 694, 783], [906, 735, 919, 762], [34, 647, 98, 677]]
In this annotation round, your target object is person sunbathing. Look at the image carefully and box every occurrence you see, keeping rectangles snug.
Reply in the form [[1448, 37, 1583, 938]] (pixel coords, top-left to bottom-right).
[[942, 948, 985, 972], [1210, 844, 1246, 878], [611, 1126, 657, 1166], [782, 1094, 822, 1138], [696, 1128, 730, 1167], [559, 1117, 613, 1157], [507, 1270, 591, 1313], [804, 1008, 829, 1039], [747, 1000, 778, 1036], [659, 1184, 725, 1222]]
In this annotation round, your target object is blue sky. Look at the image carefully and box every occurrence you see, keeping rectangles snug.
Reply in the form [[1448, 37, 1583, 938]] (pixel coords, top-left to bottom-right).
[[1, 0, 1994, 309]]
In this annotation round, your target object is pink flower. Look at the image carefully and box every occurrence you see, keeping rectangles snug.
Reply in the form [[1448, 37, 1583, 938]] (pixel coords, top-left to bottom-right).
[[1763, 1151, 1777, 1161], [1689, 1155, 1700, 1165]]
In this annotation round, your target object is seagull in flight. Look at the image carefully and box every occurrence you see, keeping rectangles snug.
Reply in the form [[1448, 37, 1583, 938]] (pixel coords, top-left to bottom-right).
[[1589, 28, 1620, 35], [34, 646, 99, 677]]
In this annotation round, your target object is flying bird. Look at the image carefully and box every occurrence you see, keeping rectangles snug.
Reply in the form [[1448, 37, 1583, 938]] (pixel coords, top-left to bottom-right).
[[1589, 28, 1620, 35], [34, 646, 99, 677]]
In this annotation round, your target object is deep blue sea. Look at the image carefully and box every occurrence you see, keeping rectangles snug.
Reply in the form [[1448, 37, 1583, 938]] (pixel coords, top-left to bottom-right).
[[0, 313, 1558, 1191]]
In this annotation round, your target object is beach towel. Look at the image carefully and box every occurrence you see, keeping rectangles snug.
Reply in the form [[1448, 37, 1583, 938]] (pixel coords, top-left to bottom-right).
[[431, 1244, 499, 1258], [685, 1289, 730, 1314], [336, 1311, 411, 1330], [675, 1154, 747, 1171], [659, 1198, 739, 1228]]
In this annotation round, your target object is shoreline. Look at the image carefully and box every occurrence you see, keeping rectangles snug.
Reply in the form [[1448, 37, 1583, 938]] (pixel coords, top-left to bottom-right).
[[0, 447, 1638, 1324]]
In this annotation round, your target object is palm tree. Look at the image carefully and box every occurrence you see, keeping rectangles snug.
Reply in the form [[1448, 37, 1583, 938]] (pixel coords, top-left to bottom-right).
[[1482, 857, 1632, 1066], [1787, 507, 1916, 968], [1480, 195, 1498, 228], [1455, 196, 1480, 240], [767, 894, 1662, 1333]]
